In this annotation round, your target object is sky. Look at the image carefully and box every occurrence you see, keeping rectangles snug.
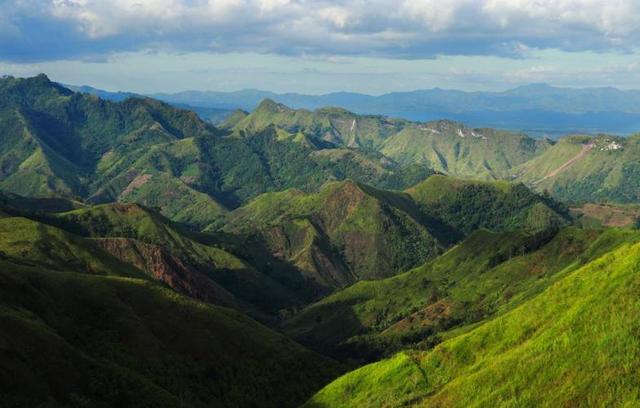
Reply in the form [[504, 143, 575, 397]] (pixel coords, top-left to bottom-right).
[[1, 0, 640, 94]]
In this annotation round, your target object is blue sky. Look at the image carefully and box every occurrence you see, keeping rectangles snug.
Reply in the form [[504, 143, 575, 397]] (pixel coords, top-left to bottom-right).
[[2, 0, 640, 94]]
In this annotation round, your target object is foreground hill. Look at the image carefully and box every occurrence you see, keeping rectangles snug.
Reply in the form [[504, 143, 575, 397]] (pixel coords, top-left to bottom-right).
[[0, 207, 340, 407], [306, 229, 640, 407], [284, 226, 628, 360]]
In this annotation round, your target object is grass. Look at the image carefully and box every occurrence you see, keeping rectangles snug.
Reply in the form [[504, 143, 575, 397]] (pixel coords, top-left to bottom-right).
[[285, 227, 639, 361], [306, 233, 640, 407], [516, 134, 640, 204]]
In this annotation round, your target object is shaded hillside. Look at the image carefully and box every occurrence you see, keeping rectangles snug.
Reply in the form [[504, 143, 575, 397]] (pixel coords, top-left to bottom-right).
[[306, 230, 640, 407], [0, 259, 339, 408], [49, 203, 320, 319]]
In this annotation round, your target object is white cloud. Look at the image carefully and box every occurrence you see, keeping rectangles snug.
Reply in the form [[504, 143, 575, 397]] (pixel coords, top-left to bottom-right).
[[3, 0, 640, 61]]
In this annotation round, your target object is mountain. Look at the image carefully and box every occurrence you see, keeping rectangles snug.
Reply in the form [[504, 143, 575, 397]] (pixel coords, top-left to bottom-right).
[[0, 203, 341, 407], [150, 83, 640, 137], [221, 180, 457, 290], [407, 175, 570, 234], [223, 98, 640, 204], [284, 225, 616, 361], [64, 83, 234, 124], [3, 75, 640, 407], [0, 75, 432, 228], [224, 99, 551, 180], [305, 228, 640, 407], [220, 176, 569, 293], [0, 194, 321, 321], [514, 134, 640, 203], [6, 75, 637, 210]]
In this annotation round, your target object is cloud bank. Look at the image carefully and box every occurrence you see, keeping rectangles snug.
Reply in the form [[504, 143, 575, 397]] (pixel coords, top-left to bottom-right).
[[2, 0, 640, 62]]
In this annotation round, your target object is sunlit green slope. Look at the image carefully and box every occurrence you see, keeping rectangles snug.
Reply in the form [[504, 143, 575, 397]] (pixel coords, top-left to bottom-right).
[[306, 231, 640, 407], [516, 134, 640, 203]]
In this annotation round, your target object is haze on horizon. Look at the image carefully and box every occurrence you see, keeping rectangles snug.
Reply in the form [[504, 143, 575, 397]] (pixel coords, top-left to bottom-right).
[[2, 0, 640, 94]]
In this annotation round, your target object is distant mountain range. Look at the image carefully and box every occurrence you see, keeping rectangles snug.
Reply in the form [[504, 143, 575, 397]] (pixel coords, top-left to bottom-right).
[[148, 83, 640, 137]]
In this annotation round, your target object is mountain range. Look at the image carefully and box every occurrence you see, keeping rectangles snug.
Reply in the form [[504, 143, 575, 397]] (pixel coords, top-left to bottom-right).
[[145, 83, 640, 137], [1, 74, 640, 407], [67, 82, 640, 137]]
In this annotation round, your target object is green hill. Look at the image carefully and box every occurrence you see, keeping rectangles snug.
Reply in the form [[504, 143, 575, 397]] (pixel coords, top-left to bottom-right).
[[225, 100, 552, 181], [0, 204, 341, 407], [516, 134, 640, 203], [379, 121, 550, 180], [284, 227, 629, 360], [0, 259, 339, 408], [306, 229, 640, 407], [407, 175, 570, 234], [225, 99, 410, 150], [222, 177, 567, 292], [222, 180, 458, 290]]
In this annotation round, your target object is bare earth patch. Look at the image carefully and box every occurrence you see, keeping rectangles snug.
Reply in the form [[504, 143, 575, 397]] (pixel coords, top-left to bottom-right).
[[119, 173, 152, 199]]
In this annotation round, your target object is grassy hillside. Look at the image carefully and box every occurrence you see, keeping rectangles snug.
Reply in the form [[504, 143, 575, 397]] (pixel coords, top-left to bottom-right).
[[285, 227, 637, 361], [379, 121, 550, 180], [516, 134, 640, 203], [0, 260, 340, 408], [306, 230, 640, 407]]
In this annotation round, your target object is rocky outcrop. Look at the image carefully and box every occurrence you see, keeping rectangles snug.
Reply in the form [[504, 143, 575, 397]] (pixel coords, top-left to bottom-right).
[[94, 238, 238, 308]]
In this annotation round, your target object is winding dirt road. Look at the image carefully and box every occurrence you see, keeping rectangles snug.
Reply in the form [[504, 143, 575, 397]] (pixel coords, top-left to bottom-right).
[[533, 143, 594, 185]]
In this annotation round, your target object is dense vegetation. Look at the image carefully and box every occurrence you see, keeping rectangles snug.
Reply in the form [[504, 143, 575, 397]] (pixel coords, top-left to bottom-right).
[[219, 177, 567, 292], [0, 210, 340, 407], [284, 227, 632, 361]]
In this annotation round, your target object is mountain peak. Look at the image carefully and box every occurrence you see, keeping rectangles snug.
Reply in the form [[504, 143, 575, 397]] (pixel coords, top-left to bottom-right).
[[255, 98, 290, 113]]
